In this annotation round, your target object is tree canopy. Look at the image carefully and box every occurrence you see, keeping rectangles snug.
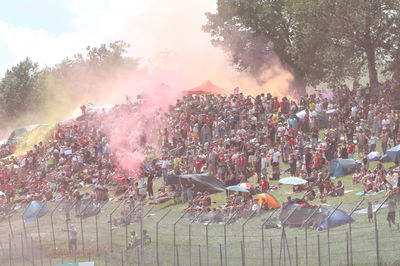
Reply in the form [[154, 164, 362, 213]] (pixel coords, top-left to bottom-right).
[[0, 41, 139, 127], [204, 0, 400, 95]]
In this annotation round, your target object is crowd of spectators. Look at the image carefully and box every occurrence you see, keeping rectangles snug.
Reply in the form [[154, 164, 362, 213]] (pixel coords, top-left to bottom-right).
[[0, 80, 400, 221]]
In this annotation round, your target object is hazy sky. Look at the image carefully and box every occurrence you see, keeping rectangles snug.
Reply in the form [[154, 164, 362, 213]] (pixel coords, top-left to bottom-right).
[[0, 0, 217, 74]]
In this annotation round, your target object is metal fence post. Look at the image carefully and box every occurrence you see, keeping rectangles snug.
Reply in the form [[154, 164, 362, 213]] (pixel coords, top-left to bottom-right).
[[317, 234, 321, 266], [224, 210, 238, 266], [21, 233, 25, 266], [199, 245, 202, 266], [173, 210, 188, 266], [301, 206, 321, 266], [50, 201, 63, 254], [348, 199, 364, 266], [79, 199, 93, 256], [346, 232, 350, 266], [95, 201, 107, 255], [374, 196, 389, 266], [156, 210, 170, 266], [240, 241, 245, 266], [8, 237, 11, 266], [36, 202, 47, 266], [219, 243, 223, 266], [124, 205, 139, 249], [65, 201, 76, 254], [270, 238, 273, 266], [22, 204, 28, 239], [241, 210, 256, 249], [8, 216, 14, 247], [295, 237, 298, 266], [326, 202, 343, 266], [189, 211, 203, 266], [109, 201, 123, 252], [262, 210, 277, 266], [176, 246, 180, 266], [139, 205, 153, 266], [31, 236, 35, 266], [206, 213, 218, 266], [279, 206, 297, 266]]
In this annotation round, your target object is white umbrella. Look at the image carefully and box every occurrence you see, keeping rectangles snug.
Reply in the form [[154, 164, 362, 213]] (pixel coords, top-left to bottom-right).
[[279, 177, 308, 185]]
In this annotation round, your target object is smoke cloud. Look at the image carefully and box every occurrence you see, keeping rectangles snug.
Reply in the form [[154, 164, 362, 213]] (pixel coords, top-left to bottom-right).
[[4, 0, 294, 172]]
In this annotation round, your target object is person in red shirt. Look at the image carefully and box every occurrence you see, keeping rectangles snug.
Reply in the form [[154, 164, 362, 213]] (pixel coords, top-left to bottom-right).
[[195, 157, 204, 174], [260, 177, 269, 193], [236, 153, 247, 176], [347, 140, 356, 159]]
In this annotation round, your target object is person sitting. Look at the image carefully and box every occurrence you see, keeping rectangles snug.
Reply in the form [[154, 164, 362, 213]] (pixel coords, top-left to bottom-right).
[[333, 180, 344, 196], [303, 187, 316, 201]]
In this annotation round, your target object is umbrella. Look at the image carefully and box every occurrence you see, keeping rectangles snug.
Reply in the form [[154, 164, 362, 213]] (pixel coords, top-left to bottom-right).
[[368, 152, 380, 161], [112, 176, 127, 181], [257, 193, 281, 209], [226, 185, 249, 192], [238, 183, 254, 189], [279, 177, 308, 185]]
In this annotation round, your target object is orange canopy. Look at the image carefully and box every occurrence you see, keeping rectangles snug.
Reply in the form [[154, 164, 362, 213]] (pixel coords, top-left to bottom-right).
[[258, 193, 281, 209], [184, 80, 228, 95]]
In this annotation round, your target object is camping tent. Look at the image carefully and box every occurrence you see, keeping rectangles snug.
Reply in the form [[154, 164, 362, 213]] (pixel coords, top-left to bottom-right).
[[169, 173, 226, 193], [368, 152, 381, 161], [384, 144, 400, 162], [23, 201, 49, 222], [279, 202, 319, 227], [184, 80, 227, 95], [329, 159, 357, 178], [316, 209, 354, 230], [257, 193, 281, 209]]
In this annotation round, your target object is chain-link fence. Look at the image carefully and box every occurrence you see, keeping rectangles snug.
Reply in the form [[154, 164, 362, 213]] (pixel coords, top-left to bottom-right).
[[0, 197, 400, 265]]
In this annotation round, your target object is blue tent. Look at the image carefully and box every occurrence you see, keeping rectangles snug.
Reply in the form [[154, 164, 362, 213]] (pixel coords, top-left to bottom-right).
[[316, 209, 354, 230], [23, 201, 49, 222], [329, 159, 357, 178], [385, 145, 400, 162], [380, 154, 391, 163]]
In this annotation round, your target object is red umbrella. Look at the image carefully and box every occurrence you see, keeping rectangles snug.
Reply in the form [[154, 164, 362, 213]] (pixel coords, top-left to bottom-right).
[[112, 176, 127, 181]]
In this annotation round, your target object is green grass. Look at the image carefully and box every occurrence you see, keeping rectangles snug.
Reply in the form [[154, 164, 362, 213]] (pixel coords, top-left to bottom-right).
[[1, 140, 399, 265]]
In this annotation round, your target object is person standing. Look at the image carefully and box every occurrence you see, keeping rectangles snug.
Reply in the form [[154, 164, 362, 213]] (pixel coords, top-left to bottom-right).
[[160, 157, 170, 186], [68, 224, 78, 253], [387, 199, 397, 228], [367, 201, 373, 223]]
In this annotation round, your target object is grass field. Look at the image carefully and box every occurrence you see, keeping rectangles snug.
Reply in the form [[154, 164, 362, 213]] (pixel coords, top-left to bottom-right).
[[1, 141, 400, 265]]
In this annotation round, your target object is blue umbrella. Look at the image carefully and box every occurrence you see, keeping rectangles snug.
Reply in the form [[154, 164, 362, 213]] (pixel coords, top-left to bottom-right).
[[278, 177, 307, 185], [23, 201, 49, 222], [226, 185, 249, 192]]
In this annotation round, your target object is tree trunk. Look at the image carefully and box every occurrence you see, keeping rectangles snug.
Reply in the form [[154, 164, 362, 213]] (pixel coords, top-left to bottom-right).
[[288, 69, 307, 99], [366, 47, 379, 88]]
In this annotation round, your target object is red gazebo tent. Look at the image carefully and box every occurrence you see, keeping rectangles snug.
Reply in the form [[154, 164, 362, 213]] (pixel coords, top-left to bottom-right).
[[184, 80, 228, 95]]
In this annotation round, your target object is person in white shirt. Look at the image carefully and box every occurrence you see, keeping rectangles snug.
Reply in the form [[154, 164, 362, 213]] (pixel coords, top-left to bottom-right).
[[369, 133, 378, 152], [261, 154, 269, 177], [251, 199, 261, 215]]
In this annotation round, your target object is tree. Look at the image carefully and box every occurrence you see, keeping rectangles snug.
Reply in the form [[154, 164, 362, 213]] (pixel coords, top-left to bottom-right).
[[52, 40, 139, 95], [319, 0, 400, 88], [204, 0, 308, 95], [0, 58, 44, 122], [204, 0, 400, 95]]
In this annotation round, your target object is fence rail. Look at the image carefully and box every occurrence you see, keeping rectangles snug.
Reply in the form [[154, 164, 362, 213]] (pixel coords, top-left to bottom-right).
[[0, 197, 399, 265]]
